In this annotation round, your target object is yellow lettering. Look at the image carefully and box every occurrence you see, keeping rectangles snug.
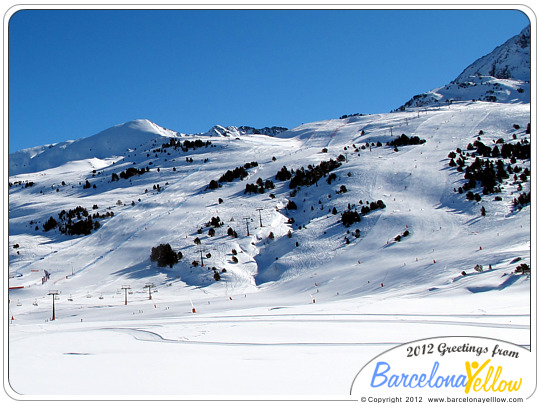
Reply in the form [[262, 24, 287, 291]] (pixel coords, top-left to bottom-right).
[[465, 360, 491, 394], [464, 360, 522, 394], [492, 366, 503, 391], [497, 380, 508, 392], [509, 379, 522, 392], [482, 366, 494, 392]]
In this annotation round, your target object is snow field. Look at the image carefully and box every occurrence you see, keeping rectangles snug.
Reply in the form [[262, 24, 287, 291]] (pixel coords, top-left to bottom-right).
[[8, 102, 531, 396]]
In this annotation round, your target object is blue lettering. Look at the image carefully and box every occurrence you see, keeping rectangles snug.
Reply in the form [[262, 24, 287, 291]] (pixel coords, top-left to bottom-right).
[[418, 373, 427, 387], [407, 373, 418, 388], [368, 361, 466, 389], [428, 361, 440, 387], [455, 374, 468, 388], [388, 374, 399, 387], [402, 374, 412, 387], [370, 361, 390, 388]]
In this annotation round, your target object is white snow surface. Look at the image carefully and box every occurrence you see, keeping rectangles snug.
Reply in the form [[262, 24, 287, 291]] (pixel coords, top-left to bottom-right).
[[7, 100, 531, 398]]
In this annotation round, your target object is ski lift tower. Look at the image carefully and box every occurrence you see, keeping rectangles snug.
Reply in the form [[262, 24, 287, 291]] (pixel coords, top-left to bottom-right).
[[144, 283, 155, 300], [121, 285, 131, 305], [48, 290, 59, 320], [197, 246, 206, 267], [243, 217, 251, 236], [256, 208, 264, 227]]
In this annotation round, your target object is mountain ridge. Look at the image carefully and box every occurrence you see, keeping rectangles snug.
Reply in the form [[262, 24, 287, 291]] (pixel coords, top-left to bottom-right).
[[10, 26, 531, 176], [9, 25, 531, 300], [9, 119, 290, 176], [397, 24, 530, 110]]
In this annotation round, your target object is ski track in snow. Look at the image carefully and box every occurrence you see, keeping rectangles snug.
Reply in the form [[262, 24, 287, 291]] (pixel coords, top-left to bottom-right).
[[91, 307, 530, 347]]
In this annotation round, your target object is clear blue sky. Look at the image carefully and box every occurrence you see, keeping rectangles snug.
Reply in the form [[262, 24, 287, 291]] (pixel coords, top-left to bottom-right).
[[8, 8, 530, 153]]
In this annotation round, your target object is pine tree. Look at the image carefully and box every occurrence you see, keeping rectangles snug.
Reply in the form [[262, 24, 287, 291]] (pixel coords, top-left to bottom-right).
[[150, 243, 179, 268], [43, 216, 58, 232]]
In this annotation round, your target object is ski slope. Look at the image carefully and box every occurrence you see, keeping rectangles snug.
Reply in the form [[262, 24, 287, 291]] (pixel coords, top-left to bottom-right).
[[7, 102, 531, 396]]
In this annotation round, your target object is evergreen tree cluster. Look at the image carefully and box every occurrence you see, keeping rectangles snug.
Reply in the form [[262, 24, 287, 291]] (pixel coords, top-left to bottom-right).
[[340, 199, 386, 227], [92, 211, 115, 219], [208, 162, 259, 189], [463, 138, 530, 160], [149, 183, 163, 193], [450, 132, 531, 203], [360, 200, 387, 214], [57, 206, 104, 235], [327, 173, 337, 185], [387, 134, 426, 147], [285, 159, 342, 189], [227, 227, 238, 238], [111, 166, 149, 182], [513, 192, 531, 209], [195, 216, 230, 239], [219, 165, 249, 183], [339, 113, 365, 119], [341, 210, 361, 227], [245, 178, 275, 194], [206, 216, 224, 228], [275, 166, 292, 181], [150, 243, 181, 268], [58, 206, 90, 221], [286, 200, 298, 210], [41, 206, 113, 236], [43, 216, 58, 232], [515, 263, 531, 274], [9, 180, 35, 188], [161, 138, 212, 152], [361, 141, 383, 150], [208, 179, 220, 190], [462, 157, 503, 195], [63, 218, 100, 235]]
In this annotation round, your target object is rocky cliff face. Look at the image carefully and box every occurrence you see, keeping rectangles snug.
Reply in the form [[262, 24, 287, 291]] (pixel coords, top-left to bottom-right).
[[205, 125, 288, 137]]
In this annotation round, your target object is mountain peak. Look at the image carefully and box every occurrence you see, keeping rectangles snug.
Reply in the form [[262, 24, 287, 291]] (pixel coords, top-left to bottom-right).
[[118, 118, 154, 129], [110, 119, 177, 138], [397, 25, 530, 110], [8, 119, 178, 175], [454, 24, 530, 83]]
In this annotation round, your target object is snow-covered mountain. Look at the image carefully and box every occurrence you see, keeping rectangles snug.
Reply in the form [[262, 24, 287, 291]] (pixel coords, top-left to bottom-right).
[[8, 27, 531, 397], [8, 119, 181, 176], [204, 124, 288, 138], [455, 25, 530, 83], [398, 25, 530, 109], [9, 120, 289, 176]]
